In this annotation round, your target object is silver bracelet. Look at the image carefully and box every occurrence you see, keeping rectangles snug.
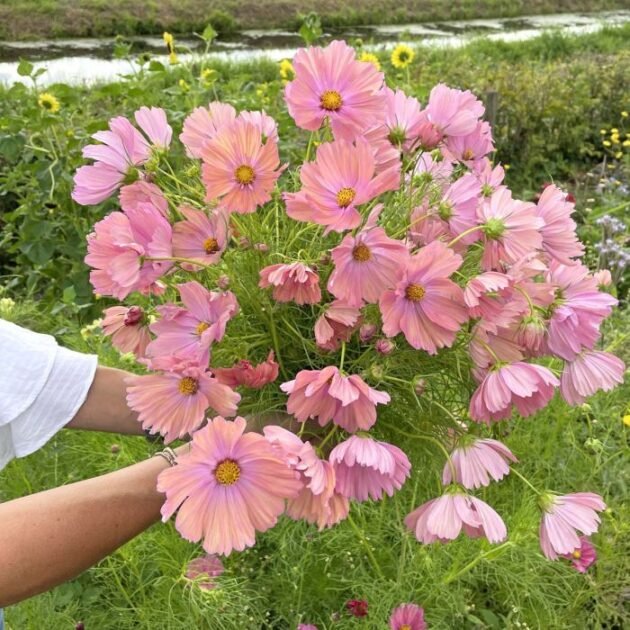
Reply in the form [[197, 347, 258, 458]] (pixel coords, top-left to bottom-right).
[[154, 447, 178, 467]]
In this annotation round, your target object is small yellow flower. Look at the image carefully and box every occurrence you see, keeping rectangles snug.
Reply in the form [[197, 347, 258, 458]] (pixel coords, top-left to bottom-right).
[[620, 110, 628, 117], [0, 297, 16, 314], [391, 44, 414, 69], [169, 51, 179, 65], [610, 128, 619, 134], [38, 92, 60, 113], [599, 129, 607, 134], [602, 140, 611, 147], [359, 51, 381, 71], [179, 79, 190, 92], [611, 134, 620, 144], [504, 163, 511, 170], [623, 414, 630, 427], [163, 31, 178, 64], [279, 59, 295, 82], [623, 140, 630, 147], [200, 68, 216, 86], [615, 151, 623, 159]]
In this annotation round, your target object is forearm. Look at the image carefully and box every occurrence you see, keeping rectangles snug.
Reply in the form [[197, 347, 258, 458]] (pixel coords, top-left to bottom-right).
[[0, 454, 171, 606], [67, 366, 142, 435]]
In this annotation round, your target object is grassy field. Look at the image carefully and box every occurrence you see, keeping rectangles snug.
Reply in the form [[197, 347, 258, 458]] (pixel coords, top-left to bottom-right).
[[0, 0, 628, 40]]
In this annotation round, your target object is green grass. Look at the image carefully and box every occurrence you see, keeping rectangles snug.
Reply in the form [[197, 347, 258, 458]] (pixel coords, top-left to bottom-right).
[[0, 302, 628, 629], [0, 0, 628, 40]]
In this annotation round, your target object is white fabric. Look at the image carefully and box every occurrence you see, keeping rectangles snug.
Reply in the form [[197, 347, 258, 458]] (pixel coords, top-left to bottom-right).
[[0, 319, 97, 471]]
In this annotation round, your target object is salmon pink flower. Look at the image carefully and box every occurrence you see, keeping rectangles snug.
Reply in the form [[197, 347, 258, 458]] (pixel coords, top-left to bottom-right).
[[314, 300, 361, 351], [469, 361, 559, 423], [474, 158, 505, 197], [85, 203, 173, 299], [120, 181, 169, 217], [298, 625, 319, 630], [444, 120, 494, 166], [172, 205, 229, 268], [409, 152, 453, 190], [185, 554, 224, 591], [285, 40, 385, 140], [158, 416, 302, 555], [238, 110, 279, 143], [479, 187, 544, 270], [380, 86, 424, 151], [442, 437, 517, 489], [281, 366, 390, 433], [560, 350, 625, 405], [202, 119, 284, 214], [101, 305, 151, 357], [546, 262, 617, 360], [363, 124, 403, 174], [423, 84, 484, 137], [259, 262, 322, 305], [379, 241, 468, 353], [539, 492, 605, 560], [126, 360, 240, 443], [562, 537, 597, 573], [330, 435, 411, 501], [389, 604, 427, 630], [180, 101, 237, 158], [147, 281, 239, 365], [328, 227, 409, 307], [73, 108, 172, 205], [464, 271, 511, 320], [536, 184, 584, 264], [435, 173, 482, 244], [405, 489, 507, 544], [593, 269, 612, 287], [214, 350, 279, 389], [284, 138, 400, 234]]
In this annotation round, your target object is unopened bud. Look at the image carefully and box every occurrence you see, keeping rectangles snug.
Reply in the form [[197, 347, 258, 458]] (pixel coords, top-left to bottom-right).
[[359, 324, 377, 343], [375, 339, 395, 355], [217, 275, 230, 290], [413, 377, 426, 396]]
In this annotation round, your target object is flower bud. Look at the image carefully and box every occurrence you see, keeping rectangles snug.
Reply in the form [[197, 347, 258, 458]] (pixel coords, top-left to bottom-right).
[[217, 274, 230, 290], [359, 323, 377, 343], [375, 338, 395, 355]]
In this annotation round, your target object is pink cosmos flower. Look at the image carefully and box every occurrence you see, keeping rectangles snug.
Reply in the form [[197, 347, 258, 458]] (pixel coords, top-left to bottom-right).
[[259, 262, 322, 305], [185, 554, 225, 591], [478, 187, 544, 270], [469, 361, 559, 423], [375, 338, 395, 354], [562, 537, 597, 573], [328, 227, 409, 307], [85, 203, 173, 299], [536, 184, 584, 264], [73, 108, 172, 205], [298, 625, 319, 630], [389, 604, 427, 630], [435, 173, 482, 244], [180, 101, 237, 158], [346, 600, 369, 618], [285, 40, 385, 140], [546, 262, 617, 360], [408, 207, 452, 248], [359, 323, 377, 343], [379, 241, 468, 353], [380, 86, 424, 151], [363, 124, 402, 173], [444, 120, 494, 167], [423, 84, 484, 137], [120, 181, 169, 217], [330, 435, 411, 501], [405, 490, 507, 544], [281, 366, 390, 433], [442, 438, 518, 489], [147, 281, 239, 365], [539, 492, 606, 560], [464, 271, 511, 320], [158, 416, 302, 555], [101, 305, 151, 357], [172, 205, 229, 267], [314, 300, 362, 351], [409, 152, 454, 190], [126, 360, 240, 443], [560, 350, 625, 405], [214, 350, 279, 389], [284, 138, 400, 234], [238, 110, 279, 143], [202, 119, 284, 214], [593, 269, 612, 287], [474, 158, 505, 197]]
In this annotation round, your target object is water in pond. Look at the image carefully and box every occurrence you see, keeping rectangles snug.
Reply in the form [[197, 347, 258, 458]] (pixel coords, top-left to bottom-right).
[[0, 11, 628, 86]]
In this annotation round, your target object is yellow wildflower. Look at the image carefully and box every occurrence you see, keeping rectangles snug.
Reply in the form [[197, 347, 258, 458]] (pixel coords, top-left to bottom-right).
[[179, 79, 190, 92], [0, 297, 16, 315], [38, 92, 60, 113], [611, 134, 620, 144], [621, 111, 628, 118], [602, 140, 611, 147], [623, 140, 630, 147], [279, 59, 295, 82], [359, 51, 381, 71], [163, 31, 178, 64], [200, 68, 216, 86], [610, 128, 619, 134], [623, 414, 630, 427], [615, 151, 623, 159], [599, 129, 607, 134], [391, 44, 414, 69]]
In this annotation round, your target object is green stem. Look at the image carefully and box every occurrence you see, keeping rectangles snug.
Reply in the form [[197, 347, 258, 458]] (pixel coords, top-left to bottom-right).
[[339, 341, 347, 372], [317, 425, 338, 451], [514, 286, 535, 316], [346, 513, 385, 579], [305, 131, 315, 162], [447, 225, 484, 248], [510, 467, 542, 495], [442, 541, 513, 585], [145, 256, 212, 269]]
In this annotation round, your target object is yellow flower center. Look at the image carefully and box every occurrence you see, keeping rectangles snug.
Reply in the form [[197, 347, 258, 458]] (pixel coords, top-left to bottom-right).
[[235, 165, 255, 185], [203, 237, 220, 254], [195, 322, 210, 335], [352, 243, 372, 262], [405, 283, 426, 301], [336, 187, 356, 208], [214, 459, 241, 485], [320, 90, 343, 112], [462, 148, 475, 160], [572, 550, 582, 559], [178, 376, 199, 396], [400, 625, 412, 630]]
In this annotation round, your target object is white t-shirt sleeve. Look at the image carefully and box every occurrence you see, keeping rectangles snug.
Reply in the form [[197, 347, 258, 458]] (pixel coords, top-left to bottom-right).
[[0, 319, 97, 471]]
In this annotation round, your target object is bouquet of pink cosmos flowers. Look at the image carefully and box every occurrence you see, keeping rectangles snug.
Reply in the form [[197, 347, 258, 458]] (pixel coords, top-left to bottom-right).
[[75, 40, 624, 565]]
